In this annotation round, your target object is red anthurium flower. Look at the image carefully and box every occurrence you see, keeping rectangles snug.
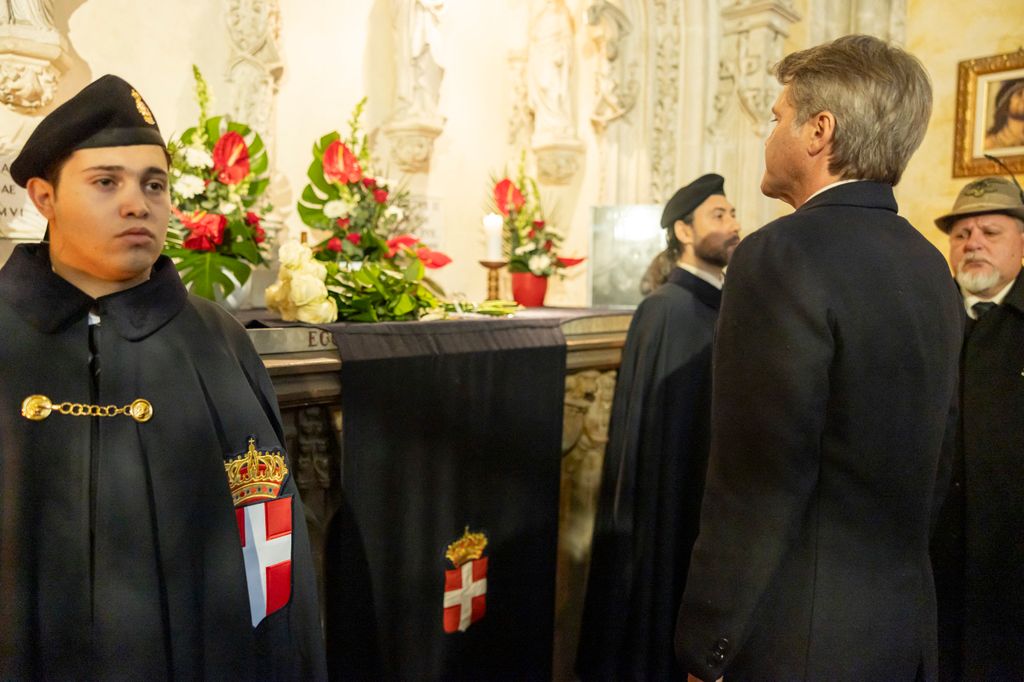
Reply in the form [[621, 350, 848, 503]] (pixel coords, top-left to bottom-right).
[[326, 237, 343, 252], [386, 234, 420, 258], [345, 232, 361, 246], [362, 177, 377, 189], [494, 179, 525, 216], [417, 247, 452, 269], [212, 132, 250, 185], [322, 140, 363, 185], [373, 188, 389, 203], [557, 256, 585, 268], [182, 211, 227, 252]]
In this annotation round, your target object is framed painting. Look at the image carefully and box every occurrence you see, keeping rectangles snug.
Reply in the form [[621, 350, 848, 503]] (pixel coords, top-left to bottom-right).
[[953, 48, 1024, 177]]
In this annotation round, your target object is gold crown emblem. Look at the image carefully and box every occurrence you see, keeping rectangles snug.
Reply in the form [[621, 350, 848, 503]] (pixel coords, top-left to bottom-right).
[[964, 178, 999, 198], [445, 527, 488, 567], [224, 438, 288, 506], [131, 89, 155, 125]]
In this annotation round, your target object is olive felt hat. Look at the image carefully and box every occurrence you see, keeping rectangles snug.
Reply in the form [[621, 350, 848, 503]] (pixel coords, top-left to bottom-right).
[[935, 176, 1024, 233]]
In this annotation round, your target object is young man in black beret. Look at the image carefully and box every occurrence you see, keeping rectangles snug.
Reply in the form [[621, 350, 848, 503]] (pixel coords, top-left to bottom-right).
[[0, 75, 326, 680], [577, 173, 740, 681]]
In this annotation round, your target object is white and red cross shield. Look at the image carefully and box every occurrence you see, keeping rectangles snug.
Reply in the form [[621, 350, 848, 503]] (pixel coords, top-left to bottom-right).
[[236, 496, 293, 627], [443, 556, 488, 633]]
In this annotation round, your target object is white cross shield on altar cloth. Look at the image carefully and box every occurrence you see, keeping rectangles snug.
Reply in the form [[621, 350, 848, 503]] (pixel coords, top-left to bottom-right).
[[236, 496, 293, 627], [443, 556, 488, 633]]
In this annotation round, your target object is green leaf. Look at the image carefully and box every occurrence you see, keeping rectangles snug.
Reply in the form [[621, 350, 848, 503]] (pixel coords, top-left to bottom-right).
[[403, 258, 425, 282], [391, 293, 415, 316]]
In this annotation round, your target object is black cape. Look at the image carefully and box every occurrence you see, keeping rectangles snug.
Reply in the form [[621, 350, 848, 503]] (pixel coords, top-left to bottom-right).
[[0, 244, 326, 680], [577, 267, 720, 681]]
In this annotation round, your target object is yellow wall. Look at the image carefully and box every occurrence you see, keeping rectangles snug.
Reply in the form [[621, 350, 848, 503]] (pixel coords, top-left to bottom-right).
[[898, 0, 1024, 262]]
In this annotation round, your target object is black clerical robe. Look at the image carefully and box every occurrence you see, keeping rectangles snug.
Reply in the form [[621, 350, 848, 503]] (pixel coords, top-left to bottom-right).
[[0, 244, 326, 680], [577, 267, 720, 681]]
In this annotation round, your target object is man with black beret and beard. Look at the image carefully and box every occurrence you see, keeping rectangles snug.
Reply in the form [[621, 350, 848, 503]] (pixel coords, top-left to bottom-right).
[[577, 173, 740, 681], [0, 75, 326, 680], [932, 175, 1024, 681]]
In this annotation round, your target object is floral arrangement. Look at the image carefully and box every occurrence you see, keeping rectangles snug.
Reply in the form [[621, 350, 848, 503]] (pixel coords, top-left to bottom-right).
[[491, 161, 584, 277], [267, 98, 454, 323], [164, 66, 271, 300]]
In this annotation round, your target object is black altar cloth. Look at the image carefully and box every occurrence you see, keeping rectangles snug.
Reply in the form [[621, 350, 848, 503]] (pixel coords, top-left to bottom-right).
[[320, 316, 568, 681]]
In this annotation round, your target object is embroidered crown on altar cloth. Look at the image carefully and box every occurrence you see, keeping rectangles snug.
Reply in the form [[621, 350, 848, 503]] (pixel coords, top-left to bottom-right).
[[224, 438, 288, 506], [445, 528, 488, 567]]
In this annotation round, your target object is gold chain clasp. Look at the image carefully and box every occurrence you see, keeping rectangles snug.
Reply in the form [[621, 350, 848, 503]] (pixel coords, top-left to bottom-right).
[[21, 395, 153, 423]]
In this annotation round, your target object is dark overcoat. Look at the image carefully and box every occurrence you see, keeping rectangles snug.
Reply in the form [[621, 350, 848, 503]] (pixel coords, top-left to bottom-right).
[[933, 270, 1024, 680], [675, 182, 963, 682], [578, 267, 720, 681], [0, 245, 327, 680]]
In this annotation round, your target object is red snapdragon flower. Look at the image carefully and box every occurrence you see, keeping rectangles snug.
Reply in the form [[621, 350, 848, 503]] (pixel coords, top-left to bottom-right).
[[385, 234, 420, 258], [494, 179, 525, 216], [416, 247, 451, 269], [373, 188, 389, 203], [322, 140, 363, 185], [180, 210, 227, 252], [212, 132, 250, 185], [345, 232, 362, 246], [326, 237, 343, 252]]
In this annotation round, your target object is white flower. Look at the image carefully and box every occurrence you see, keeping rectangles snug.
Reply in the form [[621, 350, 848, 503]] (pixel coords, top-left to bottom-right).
[[289, 273, 328, 307], [528, 253, 552, 275], [323, 199, 353, 219], [385, 205, 405, 221], [183, 146, 214, 168], [173, 174, 205, 199], [265, 281, 297, 320], [296, 297, 338, 324], [514, 244, 534, 256], [296, 258, 327, 282], [219, 202, 238, 215], [278, 241, 313, 269]]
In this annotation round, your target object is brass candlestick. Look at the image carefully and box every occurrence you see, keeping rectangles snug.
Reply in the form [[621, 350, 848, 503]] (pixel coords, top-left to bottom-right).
[[478, 260, 507, 300]]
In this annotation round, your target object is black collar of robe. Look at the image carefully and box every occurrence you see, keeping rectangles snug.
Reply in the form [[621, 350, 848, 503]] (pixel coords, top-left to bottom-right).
[[0, 243, 188, 340], [667, 266, 722, 311]]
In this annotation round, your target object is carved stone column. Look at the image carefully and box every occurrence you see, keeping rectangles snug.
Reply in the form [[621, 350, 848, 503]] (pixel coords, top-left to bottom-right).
[[708, 0, 800, 232], [0, 1, 68, 113]]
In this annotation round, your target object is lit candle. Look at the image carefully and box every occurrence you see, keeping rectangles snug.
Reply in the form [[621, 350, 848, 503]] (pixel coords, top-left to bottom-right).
[[483, 212, 504, 261]]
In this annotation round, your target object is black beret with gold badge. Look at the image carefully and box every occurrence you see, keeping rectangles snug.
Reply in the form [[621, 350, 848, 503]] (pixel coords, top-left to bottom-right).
[[10, 75, 165, 188], [660, 173, 726, 228]]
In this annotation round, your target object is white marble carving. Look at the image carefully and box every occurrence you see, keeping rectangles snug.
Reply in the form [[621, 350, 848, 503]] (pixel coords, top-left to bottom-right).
[[709, 0, 800, 232], [585, 0, 639, 133], [225, 0, 283, 147], [648, 0, 681, 203], [507, 50, 531, 146], [528, 0, 582, 185], [0, 0, 66, 112], [385, 0, 446, 174]]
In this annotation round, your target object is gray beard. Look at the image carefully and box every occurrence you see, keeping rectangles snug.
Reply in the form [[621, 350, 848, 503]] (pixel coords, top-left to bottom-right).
[[956, 266, 1002, 294]]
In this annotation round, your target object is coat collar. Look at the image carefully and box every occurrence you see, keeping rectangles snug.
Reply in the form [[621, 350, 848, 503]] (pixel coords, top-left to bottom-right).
[[1002, 269, 1024, 315], [667, 266, 722, 311], [0, 243, 188, 340], [797, 180, 898, 215]]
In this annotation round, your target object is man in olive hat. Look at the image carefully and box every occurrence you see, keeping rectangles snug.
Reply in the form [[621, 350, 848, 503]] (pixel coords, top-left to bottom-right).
[[577, 173, 740, 681], [931, 176, 1024, 681], [0, 75, 326, 679]]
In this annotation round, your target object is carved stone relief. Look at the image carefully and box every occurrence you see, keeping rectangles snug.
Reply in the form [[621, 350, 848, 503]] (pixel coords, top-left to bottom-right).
[[528, 0, 583, 185], [507, 50, 532, 146], [648, 0, 681, 203], [809, 0, 907, 46], [708, 0, 800, 231], [385, 0, 446, 174], [586, 0, 639, 133], [0, 0, 66, 112]]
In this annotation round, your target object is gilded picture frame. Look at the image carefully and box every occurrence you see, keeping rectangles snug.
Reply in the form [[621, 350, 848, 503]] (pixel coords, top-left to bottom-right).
[[953, 48, 1024, 177]]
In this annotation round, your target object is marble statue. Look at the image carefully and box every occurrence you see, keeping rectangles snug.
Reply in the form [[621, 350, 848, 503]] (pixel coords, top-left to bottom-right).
[[527, 0, 576, 144]]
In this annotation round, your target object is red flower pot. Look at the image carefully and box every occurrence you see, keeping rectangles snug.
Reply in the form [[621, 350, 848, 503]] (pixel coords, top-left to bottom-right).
[[511, 272, 548, 307]]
